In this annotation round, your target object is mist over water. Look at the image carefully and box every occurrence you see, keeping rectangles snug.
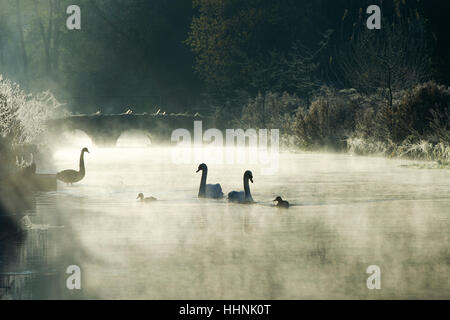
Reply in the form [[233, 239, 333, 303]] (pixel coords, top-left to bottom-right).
[[1, 133, 449, 299]]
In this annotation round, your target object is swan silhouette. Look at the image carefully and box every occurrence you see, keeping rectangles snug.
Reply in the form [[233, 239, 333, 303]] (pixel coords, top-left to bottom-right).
[[274, 196, 289, 209], [137, 193, 157, 202], [196, 163, 223, 198], [56, 147, 89, 186], [228, 170, 254, 203]]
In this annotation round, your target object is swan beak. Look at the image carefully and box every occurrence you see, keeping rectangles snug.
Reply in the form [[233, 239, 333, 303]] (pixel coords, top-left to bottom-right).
[[250, 177, 253, 183], [196, 169, 200, 173]]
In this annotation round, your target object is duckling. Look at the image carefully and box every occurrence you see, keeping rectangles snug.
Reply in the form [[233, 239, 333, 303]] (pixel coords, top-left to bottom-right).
[[273, 196, 289, 209], [136, 193, 157, 202]]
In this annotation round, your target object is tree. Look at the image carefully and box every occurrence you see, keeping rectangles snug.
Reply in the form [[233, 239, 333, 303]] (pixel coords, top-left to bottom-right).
[[0, 75, 65, 145], [15, 0, 29, 86], [337, 2, 432, 107], [31, 0, 65, 78], [186, 0, 339, 97]]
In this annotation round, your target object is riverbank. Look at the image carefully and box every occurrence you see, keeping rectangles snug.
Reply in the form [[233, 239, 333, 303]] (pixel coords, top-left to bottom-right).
[[347, 137, 450, 164], [236, 82, 449, 165]]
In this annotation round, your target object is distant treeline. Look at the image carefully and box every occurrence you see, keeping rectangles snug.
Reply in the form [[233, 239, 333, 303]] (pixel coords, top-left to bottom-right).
[[0, 0, 448, 114], [0, 0, 449, 160], [186, 0, 449, 161]]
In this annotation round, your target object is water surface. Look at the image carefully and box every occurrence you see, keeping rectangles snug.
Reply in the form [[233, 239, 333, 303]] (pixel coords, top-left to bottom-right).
[[1, 147, 449, 299]]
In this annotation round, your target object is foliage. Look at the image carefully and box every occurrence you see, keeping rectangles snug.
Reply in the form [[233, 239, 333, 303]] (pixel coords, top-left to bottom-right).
[[0, 75, 66, 146], [238, 92, 301, 129], [292, 87, 358, 150], [0, 0, 449, 164], [353, 82, 450, 144], [336, 1, 432, 104], [0, 0, 448, 116], [0, 0, 198, 114], [239, 82, 450, 162], [347, 138, 450, 162], [393, 82, 449, 143], [186, 0, 340, 98], [336, 82, 450, 161]]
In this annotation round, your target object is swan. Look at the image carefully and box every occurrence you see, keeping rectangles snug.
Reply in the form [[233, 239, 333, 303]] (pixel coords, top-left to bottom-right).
[[136, 193, 157, 202], [274, 196, 289, 209], [228, 170, 254, 203], [56, 147, 89, 186], [196, 163, 223, 198]]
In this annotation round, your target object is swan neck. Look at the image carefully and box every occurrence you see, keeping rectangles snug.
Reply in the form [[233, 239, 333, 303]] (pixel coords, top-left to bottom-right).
[[244, 177, 251, 198], [79, 150, 86, 174], [198, 168, 207, 196]]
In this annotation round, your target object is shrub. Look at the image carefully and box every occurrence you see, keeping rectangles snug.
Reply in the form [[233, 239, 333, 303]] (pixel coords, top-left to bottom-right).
[[239, 91, 301, 129], [237, 83, 449, 162], [237, 91, 303, 147], [349, 82, 450, 161], [390, 81, 450, 143], [0, 75, 66, 146], [293, 87, 358, 150]]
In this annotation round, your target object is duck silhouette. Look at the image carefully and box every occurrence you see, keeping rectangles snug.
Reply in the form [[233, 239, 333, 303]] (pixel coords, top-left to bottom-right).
[[136, 193, 157, 202], [274, 196, 289, 209]]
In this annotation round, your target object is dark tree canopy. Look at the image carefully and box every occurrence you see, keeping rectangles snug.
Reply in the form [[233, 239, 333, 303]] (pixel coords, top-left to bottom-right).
[[0, 0, 448, 115]]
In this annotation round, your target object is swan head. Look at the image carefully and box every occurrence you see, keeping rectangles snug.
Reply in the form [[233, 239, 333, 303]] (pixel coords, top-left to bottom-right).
[[196, 163, 207, 173], [244, 170, 253, 183], [82, 147, 90, 154], [274, 196, 283, 202], [137, 193, 144, 200]]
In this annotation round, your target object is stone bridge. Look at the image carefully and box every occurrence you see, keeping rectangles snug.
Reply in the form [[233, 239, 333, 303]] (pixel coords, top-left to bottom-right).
[[46, 113, 217, 146]]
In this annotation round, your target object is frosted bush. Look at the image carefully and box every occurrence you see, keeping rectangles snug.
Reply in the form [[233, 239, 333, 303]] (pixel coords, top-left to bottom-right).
[[348, 136, 450, 162], [239, 91, 302, 129], [292, 87, 358, 150], [237, 91, 302, 148], [347, 137, 393, 156], [0, 76, 25, 142], [0, 75, 66, 146]]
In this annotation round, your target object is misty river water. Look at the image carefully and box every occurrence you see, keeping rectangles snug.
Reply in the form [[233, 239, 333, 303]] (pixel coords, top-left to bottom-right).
[[1, 137, 449, 299]]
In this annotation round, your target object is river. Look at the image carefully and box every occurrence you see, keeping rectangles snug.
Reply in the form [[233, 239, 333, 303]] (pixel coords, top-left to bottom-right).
[[0, 142, 449, 299]]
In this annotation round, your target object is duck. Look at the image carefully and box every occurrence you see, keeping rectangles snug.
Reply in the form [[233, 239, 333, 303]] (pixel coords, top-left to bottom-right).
[[56, 147, 89, 186], [136, 193, 157, 202], [228, 170, 254, 203], [273, 196, 289, 209], [196, 163, 223, 199]]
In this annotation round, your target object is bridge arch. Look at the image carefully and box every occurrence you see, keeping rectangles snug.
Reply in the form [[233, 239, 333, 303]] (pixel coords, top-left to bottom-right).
[[54, 129, 94, 149], [116, 129, 152, 147]]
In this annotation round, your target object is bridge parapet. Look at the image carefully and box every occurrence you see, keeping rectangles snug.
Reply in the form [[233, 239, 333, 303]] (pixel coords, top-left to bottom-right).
[[46, 113, 217, 146]]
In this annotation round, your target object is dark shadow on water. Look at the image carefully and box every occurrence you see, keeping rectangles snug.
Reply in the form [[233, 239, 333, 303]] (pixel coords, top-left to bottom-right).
[[0, 191, 97, 299]]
